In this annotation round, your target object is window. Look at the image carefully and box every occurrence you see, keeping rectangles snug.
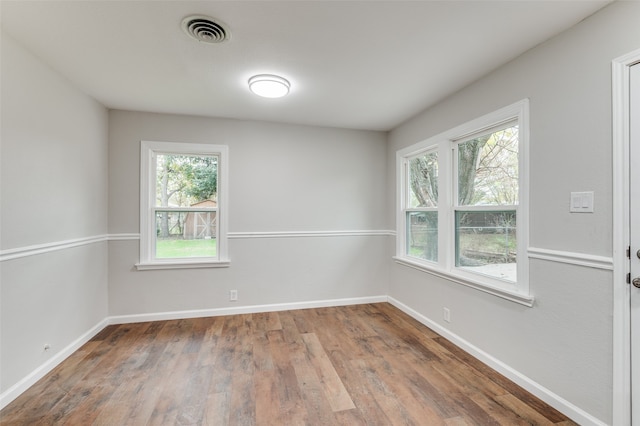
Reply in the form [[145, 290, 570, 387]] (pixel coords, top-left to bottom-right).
[[406, 150, 439, 263], [137, 141, 229, 270], [454, 122, 518, 282], [396, 100, 531, 305]]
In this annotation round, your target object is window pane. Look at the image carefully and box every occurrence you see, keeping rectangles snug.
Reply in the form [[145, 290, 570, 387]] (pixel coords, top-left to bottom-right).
[[407, 211, 438, 262], [156, 154, 218, 208], [409, 152, 438, 208], [458, 125, 518, 206], [455, 211, 516, 282], [155, 211, 217, 258]]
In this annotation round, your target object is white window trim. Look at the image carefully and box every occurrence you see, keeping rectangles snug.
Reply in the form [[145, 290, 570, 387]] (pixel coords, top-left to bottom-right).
[[395, 99, 532, 306], [136, 141, 230, 270]]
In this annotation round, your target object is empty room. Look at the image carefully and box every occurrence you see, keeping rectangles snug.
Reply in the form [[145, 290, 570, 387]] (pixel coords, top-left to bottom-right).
[[1, 1, 639, 425]]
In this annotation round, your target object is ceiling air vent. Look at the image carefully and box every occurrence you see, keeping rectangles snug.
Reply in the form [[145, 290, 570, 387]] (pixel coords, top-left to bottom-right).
[[182, 15, 229, 44]]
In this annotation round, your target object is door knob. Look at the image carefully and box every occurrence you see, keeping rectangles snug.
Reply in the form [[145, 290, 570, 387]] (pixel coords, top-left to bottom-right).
[[634, 277, 640, 289]]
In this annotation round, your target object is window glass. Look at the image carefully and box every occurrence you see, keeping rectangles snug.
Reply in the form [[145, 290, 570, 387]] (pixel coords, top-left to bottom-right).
[[406, 151, 438, 262], [458, 125, 518, 206], [155, 154, 218, 208], [455, 210, 517, 282], [456, 124, 518, 282], [154, 153, 219, 259], [407, 211, 438, 262], [155, 211, 218, 258], [409, 151, 438, 208]]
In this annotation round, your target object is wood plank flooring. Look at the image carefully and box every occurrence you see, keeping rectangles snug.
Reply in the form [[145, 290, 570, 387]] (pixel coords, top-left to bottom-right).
[[0, 303, 577, 425]]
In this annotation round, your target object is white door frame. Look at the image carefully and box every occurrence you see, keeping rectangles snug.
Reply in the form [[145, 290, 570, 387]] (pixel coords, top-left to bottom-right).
[[613, 48, 640, 426]]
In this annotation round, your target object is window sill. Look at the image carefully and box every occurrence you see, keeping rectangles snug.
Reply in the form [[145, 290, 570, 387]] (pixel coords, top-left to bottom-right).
[[393, 256, 534, 307], [135, 260, 230, 271]]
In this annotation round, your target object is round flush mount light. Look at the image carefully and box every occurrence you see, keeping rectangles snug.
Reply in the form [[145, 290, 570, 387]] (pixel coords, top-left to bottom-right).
[[248, 74, 290, 98]]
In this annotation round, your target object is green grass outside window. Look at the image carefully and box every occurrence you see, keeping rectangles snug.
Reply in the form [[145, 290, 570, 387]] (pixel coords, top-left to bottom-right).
[[156, 239, 217, 258]]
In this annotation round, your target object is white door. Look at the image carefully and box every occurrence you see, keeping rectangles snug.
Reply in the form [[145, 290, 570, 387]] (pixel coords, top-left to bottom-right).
[[631, 62, 640, 425]]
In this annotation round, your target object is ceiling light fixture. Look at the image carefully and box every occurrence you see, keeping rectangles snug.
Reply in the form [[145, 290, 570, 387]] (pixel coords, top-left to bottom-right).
[[248, 74, 290, 98]]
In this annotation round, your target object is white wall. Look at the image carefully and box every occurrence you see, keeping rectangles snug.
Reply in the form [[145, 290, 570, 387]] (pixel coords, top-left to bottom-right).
[[387, 2, 640, 424], [107, 111, 390, 317], [0, 33, 109, 395]]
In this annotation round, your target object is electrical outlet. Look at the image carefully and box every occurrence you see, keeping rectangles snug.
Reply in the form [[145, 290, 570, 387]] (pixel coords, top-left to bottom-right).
[[443, 307, 451, 323], [229, 289, 238, 301]]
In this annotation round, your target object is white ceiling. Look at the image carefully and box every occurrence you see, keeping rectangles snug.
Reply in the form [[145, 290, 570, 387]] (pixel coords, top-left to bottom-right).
[[1, 1, 610, 131]]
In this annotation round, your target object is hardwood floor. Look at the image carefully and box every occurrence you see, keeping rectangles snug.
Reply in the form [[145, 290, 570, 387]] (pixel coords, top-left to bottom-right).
[[0, 303, 577, 425]]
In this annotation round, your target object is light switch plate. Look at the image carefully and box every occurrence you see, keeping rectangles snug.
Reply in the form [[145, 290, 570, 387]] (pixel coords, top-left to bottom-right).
[[570, 191, 594, 213]]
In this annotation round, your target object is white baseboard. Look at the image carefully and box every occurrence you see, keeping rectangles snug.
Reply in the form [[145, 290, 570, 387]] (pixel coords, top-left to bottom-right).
[[386, 296, 607, 426], [108, 295, 388, 324], [0, 318, 110, 411]]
